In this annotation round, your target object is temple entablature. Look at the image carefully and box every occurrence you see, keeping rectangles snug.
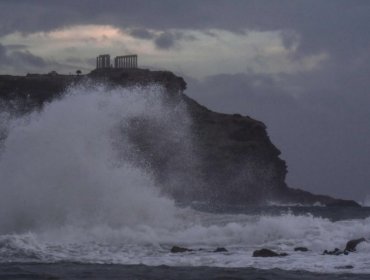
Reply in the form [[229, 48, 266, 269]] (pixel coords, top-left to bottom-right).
[[96, 54, 138, 69]]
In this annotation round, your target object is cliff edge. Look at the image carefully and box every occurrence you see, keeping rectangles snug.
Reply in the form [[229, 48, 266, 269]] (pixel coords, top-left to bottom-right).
[[0, 69, 359, 207]]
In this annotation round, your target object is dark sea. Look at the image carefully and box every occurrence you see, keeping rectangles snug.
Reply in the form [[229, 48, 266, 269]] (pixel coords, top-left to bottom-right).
[[0, 85, 369, 279], [1, 262, 370, 280]]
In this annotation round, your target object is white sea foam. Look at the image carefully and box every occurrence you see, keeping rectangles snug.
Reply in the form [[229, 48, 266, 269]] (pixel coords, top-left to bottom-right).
[[1, 213, 370, 273]]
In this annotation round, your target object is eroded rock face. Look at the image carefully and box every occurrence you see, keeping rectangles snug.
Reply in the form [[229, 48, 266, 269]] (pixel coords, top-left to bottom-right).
[[0, 69, 360, 206], [345, 238, 367, 252], [183, 95, 287, 204]]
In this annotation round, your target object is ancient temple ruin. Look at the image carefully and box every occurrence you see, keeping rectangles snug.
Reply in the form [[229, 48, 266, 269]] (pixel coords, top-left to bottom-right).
[[96, 54, 138, 69], [114, 55, 138, 69], [96, 54, 111, 69]]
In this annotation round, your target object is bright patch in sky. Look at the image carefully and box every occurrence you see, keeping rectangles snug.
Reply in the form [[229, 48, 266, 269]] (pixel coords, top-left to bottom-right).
[[1, 25, 327, 77]]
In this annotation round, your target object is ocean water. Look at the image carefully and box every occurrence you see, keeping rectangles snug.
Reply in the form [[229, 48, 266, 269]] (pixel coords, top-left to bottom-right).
[[0, 84, 369, 279]]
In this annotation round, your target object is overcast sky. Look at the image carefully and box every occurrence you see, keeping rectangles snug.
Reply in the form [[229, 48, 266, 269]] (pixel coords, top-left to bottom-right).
[[0, 0, 369, 202]]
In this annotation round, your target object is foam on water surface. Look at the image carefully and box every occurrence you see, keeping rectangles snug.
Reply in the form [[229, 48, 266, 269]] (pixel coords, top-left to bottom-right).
[[1, 213, 370, 273]]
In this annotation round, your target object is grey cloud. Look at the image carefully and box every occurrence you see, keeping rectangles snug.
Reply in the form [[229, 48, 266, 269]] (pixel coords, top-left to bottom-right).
[[65, 56, 85, 63], [129, 28, 155, 40], [12, 51, 47, 68], [0, 43, 70, 74], [0, 44, 46, 68], [4, 44, 28, 51], [1, 1, 369, 66], [154, 32, 177, 49], [0, 44, 8, 61], [1, 1, 369, 59], [154, 31, 196, 49]]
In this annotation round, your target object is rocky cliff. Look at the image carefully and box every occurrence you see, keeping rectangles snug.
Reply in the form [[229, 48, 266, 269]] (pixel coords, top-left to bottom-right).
[[0, 69, 359, 207]]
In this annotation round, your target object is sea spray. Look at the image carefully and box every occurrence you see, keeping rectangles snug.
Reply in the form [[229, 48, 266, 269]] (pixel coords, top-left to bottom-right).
[[0, 83, 188, 233], [363, 195, 370, 206]]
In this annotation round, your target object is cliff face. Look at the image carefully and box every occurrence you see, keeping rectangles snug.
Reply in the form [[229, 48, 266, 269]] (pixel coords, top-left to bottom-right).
[[0, 69, 359, 207]]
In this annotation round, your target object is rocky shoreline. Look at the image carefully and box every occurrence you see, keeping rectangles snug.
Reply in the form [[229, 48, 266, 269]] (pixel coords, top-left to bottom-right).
[[170, 237, 368, 267]]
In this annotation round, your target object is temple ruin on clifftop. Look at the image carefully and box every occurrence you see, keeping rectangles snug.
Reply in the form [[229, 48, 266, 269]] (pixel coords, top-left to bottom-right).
[[96, 54, 138, 69]]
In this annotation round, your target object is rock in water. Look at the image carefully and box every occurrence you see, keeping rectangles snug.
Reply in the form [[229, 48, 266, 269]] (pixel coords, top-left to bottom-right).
[[252, 249, 288, 257], [170, 246, 192, 253], [323, 248, 348, 256], [294, 247, 309, 252], [345, 238, 366, 252], [323, 238, 366, 255], [335, 265, 354, 269], [214, 247, 228, 253]]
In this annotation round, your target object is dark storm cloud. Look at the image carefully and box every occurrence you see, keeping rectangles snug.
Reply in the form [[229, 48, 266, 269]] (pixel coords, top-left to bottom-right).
[[12, 50, 46, 68], [153, 31, 191, 49], [0, 44, 46, 68], [129, 28, 191, 49], [129, 28, 155, 40], [154, 32, 176, 49], [0, 44, 69, 74]]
